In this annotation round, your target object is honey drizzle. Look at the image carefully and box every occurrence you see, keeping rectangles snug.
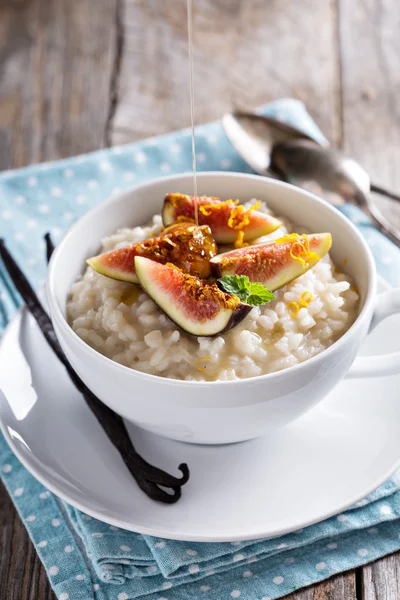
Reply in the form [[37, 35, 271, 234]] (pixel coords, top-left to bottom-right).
[[187, 0, 199, 227]]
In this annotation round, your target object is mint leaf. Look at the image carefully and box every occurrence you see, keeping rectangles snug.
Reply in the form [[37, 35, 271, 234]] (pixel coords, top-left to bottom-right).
[[218, 275, 275, 307]]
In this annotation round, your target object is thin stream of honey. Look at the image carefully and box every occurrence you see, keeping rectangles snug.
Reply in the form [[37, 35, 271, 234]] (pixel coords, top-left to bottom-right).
[[187, 0, 199, 227]]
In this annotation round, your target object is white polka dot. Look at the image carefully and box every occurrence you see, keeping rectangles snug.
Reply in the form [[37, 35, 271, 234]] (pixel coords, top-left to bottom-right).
[[171, 143, 181, 153], [358, 548, 369, 557], [14, 195, 25, 204], [118, 593, 128, 600], [284, 557, 296, 564], [356, 499, 368, 507], [162, 582, 173, 590], [123, 171, 135, 181], [206, 133, 217, 144], [92, 533, 103, 538], [109, 525, 119, 531], [186, 549, 198, 556], [134, 151, 147, 164], [327, 542, 338, 549], [51, 187, 62, 197], [99, 161, 112, 172], [233, 553, 245, 562], [277, 543, 287, 549], [243, 570, 253, 578], [189, 564, 200, 574], [147, 565, 157, 574], [52, 519, 61, 527], [2, 210, 12, 219], [273, 576, 284, 585], [75, 574, 84, 580], [87, 179, 99, 190], [40, 491, 50, 499], [220, 159, 232, 168], [368, 527, 378, 534], [51, 227, 63, 238], [337, 514, 348, 522], [196, 152, 206, 163], [2, 464, 12, 473], [316, 562, 326, 571], [76, 195, 87, 204], [27, 219, 38, 229], [382, 256, 394, 265], [63, 212, 74, 221], [231, 591, 241, 598], [28, 176, 37, 186], [59, 594, 69, 600], [26, 515, 36, 522], [64, 545, 73, 553], [200, 585, 211, 591], [64, 168, 74, 178], [49, 566, 59, 576], [381, 505, 392, 515], [120, 544, 130, 551], [155, 541, 165, 548], [14, 487, 24, 497], [14, 232, 24, 241], [38, 540, 47, 548], [160, 162, 171, 173], [38, 204, 50, 214], [93, 584, 99, 591]]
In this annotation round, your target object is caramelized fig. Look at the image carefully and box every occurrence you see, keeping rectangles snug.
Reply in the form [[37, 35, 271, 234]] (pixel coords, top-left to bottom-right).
[[211, 233, 332, 291], [162, 193, 281, 244], [134, 256, 252, 336], [87, 223, 217, 283]]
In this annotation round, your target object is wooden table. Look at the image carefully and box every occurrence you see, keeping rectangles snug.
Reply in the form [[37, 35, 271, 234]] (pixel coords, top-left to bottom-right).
[[1, 0, 399, 598]]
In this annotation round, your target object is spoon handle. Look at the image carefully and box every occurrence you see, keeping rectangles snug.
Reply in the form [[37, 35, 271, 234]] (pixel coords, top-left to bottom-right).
[[370, 183, 400, 204]]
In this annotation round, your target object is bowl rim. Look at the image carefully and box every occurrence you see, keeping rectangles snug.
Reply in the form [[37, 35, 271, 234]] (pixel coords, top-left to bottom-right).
[[47, 171, 376, 386]]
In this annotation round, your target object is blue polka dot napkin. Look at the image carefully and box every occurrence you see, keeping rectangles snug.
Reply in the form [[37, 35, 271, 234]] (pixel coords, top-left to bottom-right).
[[1, 99, 400, 600]]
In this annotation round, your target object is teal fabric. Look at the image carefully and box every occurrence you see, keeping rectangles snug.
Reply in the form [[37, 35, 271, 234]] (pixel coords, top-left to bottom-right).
[[1, 99, 400, 600]]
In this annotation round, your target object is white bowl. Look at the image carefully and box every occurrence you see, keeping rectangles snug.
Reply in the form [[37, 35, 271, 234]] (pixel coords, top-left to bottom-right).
[[47, 172, 400, 444]]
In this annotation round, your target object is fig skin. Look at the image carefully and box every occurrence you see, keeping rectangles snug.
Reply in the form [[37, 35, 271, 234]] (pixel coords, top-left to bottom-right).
[[162, 193, 281, 244], [87, 223, 217, 283], [210, 233, 332, 291], [134, 256, 252, 337]]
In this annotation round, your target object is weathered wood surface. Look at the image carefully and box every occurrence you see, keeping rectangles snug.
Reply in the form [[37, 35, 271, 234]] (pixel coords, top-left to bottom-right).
[[0, 0, 118, 171], [0, 0, 400, 598]]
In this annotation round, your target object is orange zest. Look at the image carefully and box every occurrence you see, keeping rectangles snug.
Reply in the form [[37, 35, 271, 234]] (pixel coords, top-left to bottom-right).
[[194, 356, 211, 371], [287, 291, 313, 317], [299, 290, 313, 307], [234, 230, 249, 249], [275, 233, 319, 269], [287, 301, 301, 317]]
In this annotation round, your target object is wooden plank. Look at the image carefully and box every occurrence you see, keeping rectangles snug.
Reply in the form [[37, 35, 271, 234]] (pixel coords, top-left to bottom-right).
[[111, 0, 341, 145], [0, 0, 119, 171], [339, 0, 400, 230], [286, 572, 357, 600], [0, 481, 55, 600], [361, 554, 400, 600]]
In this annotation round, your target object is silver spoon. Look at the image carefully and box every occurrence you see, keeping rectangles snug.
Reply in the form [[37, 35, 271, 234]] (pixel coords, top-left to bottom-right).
[[223, 111, 400, 246]]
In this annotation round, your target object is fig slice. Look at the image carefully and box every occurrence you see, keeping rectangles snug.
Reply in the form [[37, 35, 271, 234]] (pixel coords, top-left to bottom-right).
[[134, 256, 252, 337], [162, 193, 281, 244], [87, 223, 218, 284], [211, 233, 332, 291]]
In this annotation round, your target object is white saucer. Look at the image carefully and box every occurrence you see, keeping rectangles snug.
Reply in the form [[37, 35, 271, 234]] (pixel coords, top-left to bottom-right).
[[1, 278, 400, 542]]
